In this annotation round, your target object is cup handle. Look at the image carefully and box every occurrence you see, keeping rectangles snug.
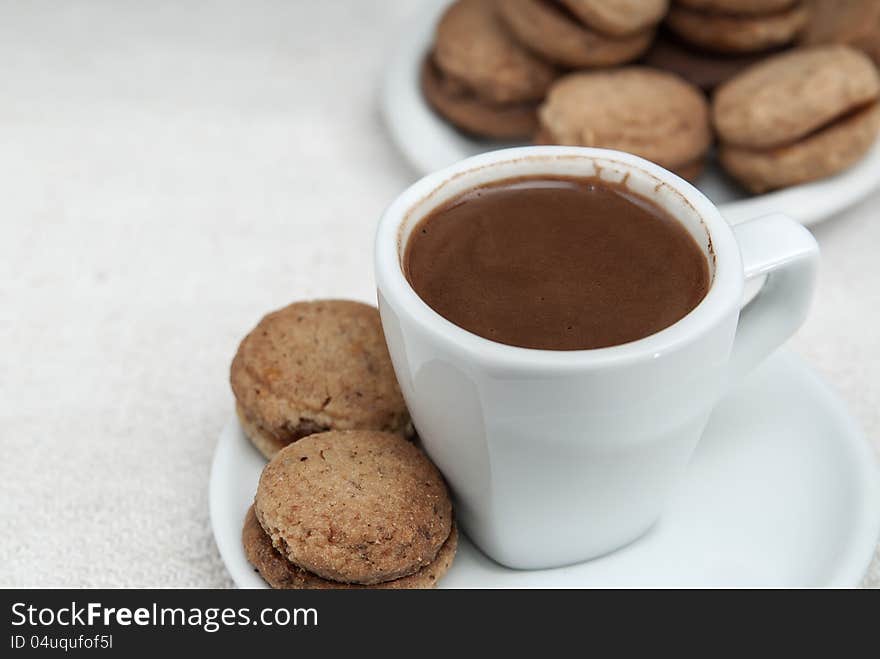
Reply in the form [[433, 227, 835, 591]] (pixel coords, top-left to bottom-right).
[[728, 213, 819, 383]]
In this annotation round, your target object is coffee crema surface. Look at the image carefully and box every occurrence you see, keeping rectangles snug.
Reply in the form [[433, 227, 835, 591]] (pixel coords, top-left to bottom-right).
[[404, 176, 710, 350]]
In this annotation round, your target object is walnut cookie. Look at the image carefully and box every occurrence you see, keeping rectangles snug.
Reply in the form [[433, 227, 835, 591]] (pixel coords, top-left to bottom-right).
[[537, 67, 712, 180], [665, 2, 810, 54], [497, 0, 655, 69], [712, 45, 880, 192], [230, 300, 411, 459], [420, 56, 540, 139], [252, 431, 454, 587], [433, 0, 555, 105], [243, 506, 458, 589], [559, 0, 669, 37]]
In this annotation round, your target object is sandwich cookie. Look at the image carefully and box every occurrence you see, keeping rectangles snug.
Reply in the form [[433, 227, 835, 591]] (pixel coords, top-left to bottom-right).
[[243, 506, 458, 589], [713, 45, 880, 192], [497, 0, 656, 68], [558, 0, 670, 37], [537, 67, 712, 180], [665, 1, 810, 54], [424, 0, 555, 138], [420, 57, 539, 139], [433, 0, 555, 105], [249, 430, 455, 587], [230, 300, 411, 459]]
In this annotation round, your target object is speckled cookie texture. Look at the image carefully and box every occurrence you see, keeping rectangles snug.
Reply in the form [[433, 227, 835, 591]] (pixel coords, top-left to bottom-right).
[[666, 2, 810, 54], [497, 0, 654, 68], [719, 102, 880, 192], [230, 300, 411, 459], [433, 0, 555, 105], [254, 430, 453, 585], [800, 0, 880, 66], [243, 506, 458, 589], [560, 0, 669, 36], [713, 45, 880, 191], [713, 45, 880, 149], [421, 56, 539, 139], [537, 67, 712, 177]]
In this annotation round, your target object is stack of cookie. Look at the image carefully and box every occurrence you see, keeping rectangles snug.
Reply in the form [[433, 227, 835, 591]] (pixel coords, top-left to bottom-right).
[[422, 0, 556, 139], [496, 0, 666, 68], [713, 45, 880, 192], [419, 0, 713, 181], [419, 0, 880, 193], [244, 430, 457, 589], [665, 0, 810, 55], [421, 0, 668, 140], [644, 0, 811, 92], [231, 299, 459, 588]]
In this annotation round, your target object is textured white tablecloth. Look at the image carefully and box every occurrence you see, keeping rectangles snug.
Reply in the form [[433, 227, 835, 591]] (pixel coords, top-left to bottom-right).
[[0, 0, 877, 588]]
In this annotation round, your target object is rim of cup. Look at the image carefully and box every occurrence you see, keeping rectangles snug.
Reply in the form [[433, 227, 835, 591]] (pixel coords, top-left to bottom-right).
[[375, 146, 743, 372]]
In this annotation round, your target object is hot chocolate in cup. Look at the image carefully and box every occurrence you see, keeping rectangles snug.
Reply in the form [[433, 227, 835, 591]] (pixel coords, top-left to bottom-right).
[[375, 146, 818, 569]]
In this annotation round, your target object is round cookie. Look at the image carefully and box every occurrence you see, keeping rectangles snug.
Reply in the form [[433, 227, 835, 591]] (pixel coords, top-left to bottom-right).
[[497, 0, 654, 68], [433, 0, 555, 105], [675, 0, 798, 13], [666, 3, 810, 54], [800, 0, 880, 66], [559, 0, 669, 37], [421, 57, 539, 139], [713, 46, 880, 149], [230, 300, 410, 459], [719, 102, 880, 192], [243, 506, 458, 589], [537, 68, 712, 173], [254, 430, 453, 585]]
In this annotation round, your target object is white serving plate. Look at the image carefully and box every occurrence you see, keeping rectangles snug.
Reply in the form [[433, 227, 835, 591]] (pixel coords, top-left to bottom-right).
[[211, 350, 880, 588], [380, 0, 880, 226]]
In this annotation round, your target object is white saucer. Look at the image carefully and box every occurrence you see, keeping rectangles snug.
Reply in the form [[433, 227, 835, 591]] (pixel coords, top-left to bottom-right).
[[380, 0, 880, 227], [210, 350, 880, 587]]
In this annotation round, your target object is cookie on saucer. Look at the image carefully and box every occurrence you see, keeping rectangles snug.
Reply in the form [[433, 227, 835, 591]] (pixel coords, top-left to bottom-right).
[[433, 0, 555, 105], [713, 45, 880, 191], [537, 67, 712, 180], [665, 1, 810, 54], [719, 105, 880, 193], [243, 506, 458, 589], [497, 0, 655, 68], [249, 430, 455, 588], [230, 300, 411, 459], [420, 56, 539, 139]]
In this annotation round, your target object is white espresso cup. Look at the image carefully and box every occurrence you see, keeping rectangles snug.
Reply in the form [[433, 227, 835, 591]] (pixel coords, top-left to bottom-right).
[[374, 146, 818, 570]]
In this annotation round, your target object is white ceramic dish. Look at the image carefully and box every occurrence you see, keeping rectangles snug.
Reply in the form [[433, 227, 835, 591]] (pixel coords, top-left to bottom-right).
[[210, 350, 880, 587], [380, 0, 880, 227]]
